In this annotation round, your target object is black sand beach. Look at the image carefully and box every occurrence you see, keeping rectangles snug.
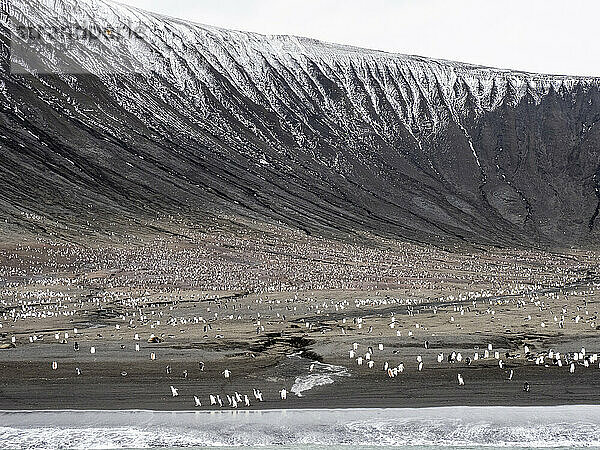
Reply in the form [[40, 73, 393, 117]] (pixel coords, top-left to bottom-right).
[[2, 358, 600, 410]]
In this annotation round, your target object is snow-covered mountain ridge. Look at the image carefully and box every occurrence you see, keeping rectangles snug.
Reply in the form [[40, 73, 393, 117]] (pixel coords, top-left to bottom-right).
[[1, 0, 599, 247]]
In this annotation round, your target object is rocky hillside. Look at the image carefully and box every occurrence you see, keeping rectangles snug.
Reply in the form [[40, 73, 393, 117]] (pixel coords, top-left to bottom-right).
[[1, 0, 599, 247]]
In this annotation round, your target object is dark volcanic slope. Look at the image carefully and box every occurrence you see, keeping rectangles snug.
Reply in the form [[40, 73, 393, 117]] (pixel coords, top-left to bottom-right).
[[1, 0, 600, 247]]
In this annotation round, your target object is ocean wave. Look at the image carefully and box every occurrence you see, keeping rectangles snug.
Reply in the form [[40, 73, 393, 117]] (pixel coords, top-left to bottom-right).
[[1, 406, 600, 449], [290, 361, 350, 397]]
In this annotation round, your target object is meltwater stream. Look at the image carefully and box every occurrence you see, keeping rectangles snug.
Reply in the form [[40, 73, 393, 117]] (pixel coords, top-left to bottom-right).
[[1, 406, 600, 449]]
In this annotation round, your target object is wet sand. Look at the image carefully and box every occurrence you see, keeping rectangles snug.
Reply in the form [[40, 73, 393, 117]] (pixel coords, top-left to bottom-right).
[[2, 357, 600, 410]]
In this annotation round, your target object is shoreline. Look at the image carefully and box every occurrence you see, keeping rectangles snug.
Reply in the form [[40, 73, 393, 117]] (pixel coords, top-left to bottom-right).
[[3, 403, 600, 413]]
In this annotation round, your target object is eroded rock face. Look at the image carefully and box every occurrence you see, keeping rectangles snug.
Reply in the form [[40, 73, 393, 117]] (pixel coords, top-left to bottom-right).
[[0, 0, 599, 247]]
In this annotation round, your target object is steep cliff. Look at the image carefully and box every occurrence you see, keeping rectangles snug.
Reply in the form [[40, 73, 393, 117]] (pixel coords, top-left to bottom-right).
[[1, 0, 599, 247]]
